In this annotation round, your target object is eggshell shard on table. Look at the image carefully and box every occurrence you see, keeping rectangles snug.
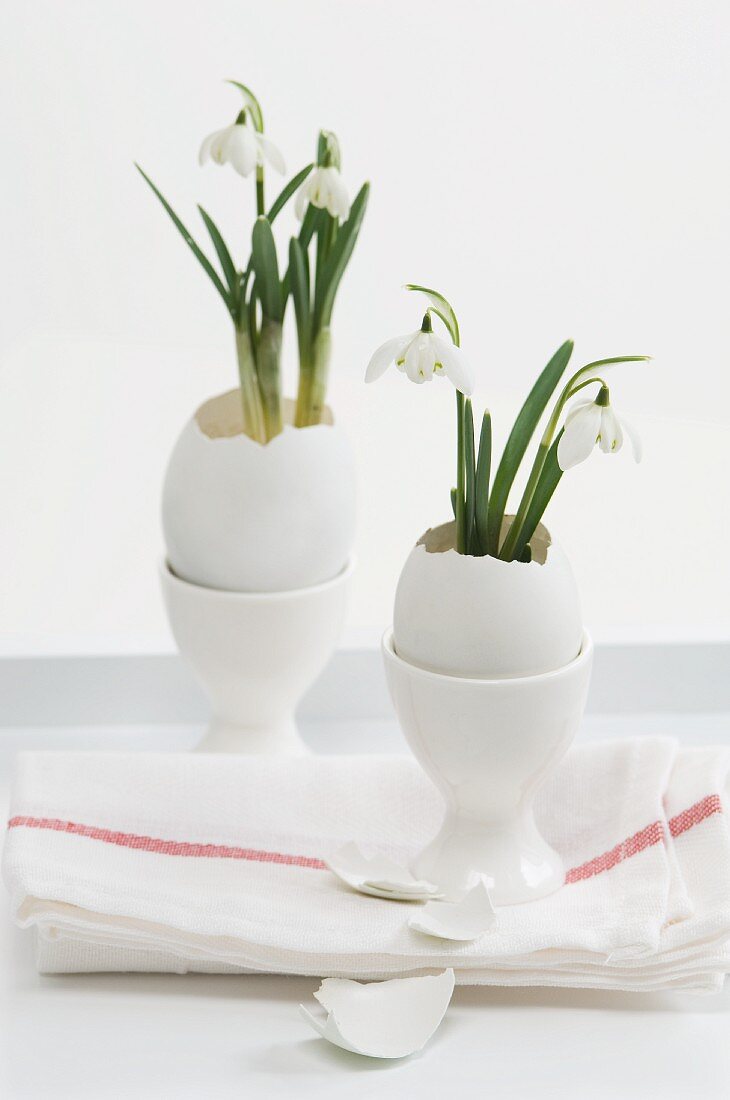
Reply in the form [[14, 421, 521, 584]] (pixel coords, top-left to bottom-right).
[[326, 842, 442, 900], [408, 881, 498, 941], [299, 970, 456, 1059]]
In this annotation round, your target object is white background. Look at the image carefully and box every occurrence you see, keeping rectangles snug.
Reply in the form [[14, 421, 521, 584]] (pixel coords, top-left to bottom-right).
[[0, 0, 728, 653]]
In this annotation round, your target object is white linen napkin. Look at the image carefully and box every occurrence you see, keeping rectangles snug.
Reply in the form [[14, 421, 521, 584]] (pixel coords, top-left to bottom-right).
[[3, 737, 730, 992]]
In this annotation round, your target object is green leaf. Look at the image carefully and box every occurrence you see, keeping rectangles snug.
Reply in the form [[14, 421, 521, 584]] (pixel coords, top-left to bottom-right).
[[299, 201, 324, 251], [225, 80, 263, 130], [464, 399, 476, 554], [135, 164, 232, 315], [405, 284, 460, 345], [197, 205, 238, 298], [487, 339, 573, 554], [247, 287, 259, 347], [576, 355, 652, 375], [316, 212, 337, 288], [315, 182, 370, 329], [280, 203, 324, 308], [475, 411, 492, 553], [267, 164, 313, 225], [289, 238, 311, 368], [511, 432, 564, 560], [450, 487, 457, 520], [240, 165, 315, 302], [251, 217, 283, 323]]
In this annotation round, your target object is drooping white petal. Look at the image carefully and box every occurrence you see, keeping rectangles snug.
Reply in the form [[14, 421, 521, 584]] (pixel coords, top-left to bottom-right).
[[324, 167, 350, 219], [294, 178, 310, 220], [564, 398, 594, 426], [318, 167, 336, 216], [364, 334, 415, 383], [198, 128, 221, 166], [557, 402, 602, 470], [209, 126, 235, 165], [431, 335, 475, 396], [225, 126, 259, 177], [598, 406, 623, 454], [404, 334, 437, 383], [620, 413, 643, 462], [308, 167, 326, 209], [256, 132, 286, 175]]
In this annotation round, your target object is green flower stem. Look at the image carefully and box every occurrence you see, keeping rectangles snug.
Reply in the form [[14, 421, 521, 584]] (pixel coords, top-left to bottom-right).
[[294, 357, 312, 427], [256, 167, 265, 217], [316, 215, 336, 285], [464, 399, 476, 554], [235, 326, 267, 444], [257, 318, 283, 439], [295, 328, 332, 427]]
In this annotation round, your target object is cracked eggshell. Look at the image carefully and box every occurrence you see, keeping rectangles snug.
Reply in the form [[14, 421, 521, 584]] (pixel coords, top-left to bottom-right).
[[162, 391, 356, 592], [299, 970, 455, 1059], [393, 519, 583, 678], [409, 882, 497, 940], [326, 842, 442, 900]]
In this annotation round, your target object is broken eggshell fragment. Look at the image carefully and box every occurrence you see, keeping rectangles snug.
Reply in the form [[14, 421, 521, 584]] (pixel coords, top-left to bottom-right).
[[326, 842, 442, 900], [299, 969, 456, 1059], [408, 881, 497, 941]]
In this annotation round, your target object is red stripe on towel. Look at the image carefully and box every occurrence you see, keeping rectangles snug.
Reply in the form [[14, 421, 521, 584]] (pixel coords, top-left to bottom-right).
[[566, 795, 724, 884], [6, 816, 327, 870], [668, 794, 723, 838], [565, 820, 665, 884], [7, 793, 723, 883]]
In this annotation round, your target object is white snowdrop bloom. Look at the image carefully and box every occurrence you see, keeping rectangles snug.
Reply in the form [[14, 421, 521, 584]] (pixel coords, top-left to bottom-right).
[[198, 118, 286, 178], [365, 324, 474, 396], [557, 393, 642, 471], [295, 166, 350, 220]]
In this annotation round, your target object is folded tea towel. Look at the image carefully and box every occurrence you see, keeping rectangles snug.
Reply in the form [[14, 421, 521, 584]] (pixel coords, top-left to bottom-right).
[[4, 737, 730, 993]]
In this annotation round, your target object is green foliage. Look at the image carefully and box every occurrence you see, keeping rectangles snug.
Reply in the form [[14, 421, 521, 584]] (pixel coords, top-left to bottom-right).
[[315, 183, 370, 330], [486, 340, 574, 555], [474, 411, 492, 553], [137, 81, 368, 441], [405, 285, 460, 345], [251, 217, 283, 323], [135, 164, 233, 317], [510, 432, 564, 560]]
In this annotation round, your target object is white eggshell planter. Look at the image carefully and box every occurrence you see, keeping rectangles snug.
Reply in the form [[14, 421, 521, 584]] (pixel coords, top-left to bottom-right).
[[385, 519, 593, 903], [161, 559, 353, 754], [394, 520, 582, 679], [162, 391, 356, 593]]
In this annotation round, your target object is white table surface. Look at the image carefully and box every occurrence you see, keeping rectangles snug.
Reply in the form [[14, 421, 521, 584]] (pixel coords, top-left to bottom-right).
[[2, 714, 730, 1100]]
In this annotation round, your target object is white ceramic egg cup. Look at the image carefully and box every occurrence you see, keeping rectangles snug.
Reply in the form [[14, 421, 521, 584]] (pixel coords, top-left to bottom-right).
[[382, 630, 594, 904], [161, 560, 353, 754]]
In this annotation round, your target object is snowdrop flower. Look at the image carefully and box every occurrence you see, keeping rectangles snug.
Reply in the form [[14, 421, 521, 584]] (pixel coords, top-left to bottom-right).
[[198, 116, 286, 178], [295, 165, 350, 220], [557, 388, 642, 470], [365, 316, 474, 396]]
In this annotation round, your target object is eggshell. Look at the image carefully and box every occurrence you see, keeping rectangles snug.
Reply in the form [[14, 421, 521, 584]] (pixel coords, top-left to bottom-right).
[[408, 882, 497, 940], [393, 520, 582, 678], [299, 970, 455, 1059], [162, 391, 356, 592]]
